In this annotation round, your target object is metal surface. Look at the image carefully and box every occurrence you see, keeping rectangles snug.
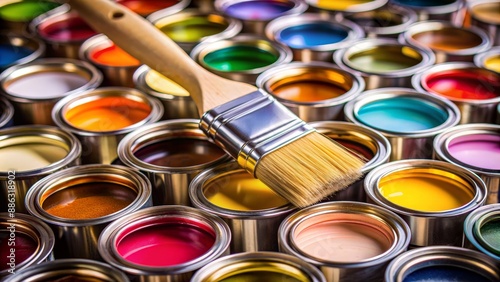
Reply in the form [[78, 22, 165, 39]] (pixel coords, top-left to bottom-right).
[[0, 95, 13, 129], [433, 123, 500, 204], [189, 161, 295, 253], [118, 119, 230, 206], [200, 90, 313, 175], [364, 159, 487, 247], [256, 62, 365, 122], [344, 88, 460, 161], [0, 58, 102, 125], [24, 164, 152, 259], [0, 125, 81, 213], [191, 252, 326, 282], [98, 205, 230, 282], [467, 0, 500, 46], [463, 203, 500, 260], [278, 201, 410, 282], [52, 87, 163, 164]]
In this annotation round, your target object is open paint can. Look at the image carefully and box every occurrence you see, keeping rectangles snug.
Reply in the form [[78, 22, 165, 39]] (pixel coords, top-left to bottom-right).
[[256, 61, 365, 122], [433, 123, 500, 204], [98, 205, 231, 281], [401, 20, 491, 63], [0, 58, 102, 125], [309, 121, 391, 202], [25, 164, 152, 259], [3, 258, 129, 282], [344, 88, 460, 161], [385, 246, 500, 282], [466, 0, 500, 46], [148, 8, 242, 53], [133, 65, 199, 119], [364, 159, 487, 246], [30, 4, 97, 59], [191, 252, 326, 282], [0, 125, 81, 213], [52, 87, 163, 164], [265, 13, 364, 62], [191, 34, 292, 84], [474, 46, 500, 73], [333, 38, 435, 89], [0, 33, 44, 72], [278, 201, 410, 282], [463, 203, 500, 261], [189, 161, 294, 253], [342, 4, 417, 38], [117, 0, 191, 17], [118, 119, 230, 206], [412, 62, 500, 124], [0, 0, 60, 34], [79, 34, 141, 87], [0, 213, 54, 279], [214, 0, 307, 35]]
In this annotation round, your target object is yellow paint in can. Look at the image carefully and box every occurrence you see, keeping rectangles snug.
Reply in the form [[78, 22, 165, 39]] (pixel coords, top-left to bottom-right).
[[378, 168, 474, 212]]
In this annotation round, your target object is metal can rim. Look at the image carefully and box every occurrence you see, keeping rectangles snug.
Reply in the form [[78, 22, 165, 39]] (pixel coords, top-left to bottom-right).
[[474, 46, 500, 71], [343, 87, 461, 138], [412, 62, 500, 104], [265, 13, 365, 52], [364, 159, 487, 217], [0, 32, 45, 71], [464, 203, 500, 260], [0, 95, 14, 128], [98, 205, 231, 275], [333, 38, 435, 78], [133, 64, 192, 100], [278, 201, 411, 268], [24, 164, 152, 226], [0, 125, 82, 177], [256, 61, 365, 107], [79, 33, 141, 69]]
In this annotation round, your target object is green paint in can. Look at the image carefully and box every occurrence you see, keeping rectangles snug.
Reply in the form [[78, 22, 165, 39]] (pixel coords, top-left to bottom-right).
[[202, 46, 278, 72], [0, 0, 59, 22]]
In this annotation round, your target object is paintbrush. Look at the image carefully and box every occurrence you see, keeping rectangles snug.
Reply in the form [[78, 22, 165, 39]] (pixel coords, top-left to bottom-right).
[[65, 0, 364, 207]]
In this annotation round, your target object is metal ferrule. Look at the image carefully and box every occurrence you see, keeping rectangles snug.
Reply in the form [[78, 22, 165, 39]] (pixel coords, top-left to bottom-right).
[[200, 90, 314, 175]]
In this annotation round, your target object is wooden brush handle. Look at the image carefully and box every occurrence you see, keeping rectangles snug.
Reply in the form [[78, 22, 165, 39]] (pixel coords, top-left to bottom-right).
[[66, 0, 256, 113]]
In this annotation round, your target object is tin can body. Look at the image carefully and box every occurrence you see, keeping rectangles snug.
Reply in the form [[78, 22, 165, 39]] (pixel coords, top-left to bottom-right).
[[463, 203, 500, 260], [24, 164, 152, 259], [466, 0, 500, 46]]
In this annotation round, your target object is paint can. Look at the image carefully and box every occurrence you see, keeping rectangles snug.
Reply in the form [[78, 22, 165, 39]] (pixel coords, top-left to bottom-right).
[[214, 0, 307, 35], [309, 121, 391, 202], [0, 213, 54, 279], [189, 161, 294, 253], [466, 0, 500, 46], [191, 251, 326, 282], [148, 8, 242, 53], [433, 123, 500, 204], [0, 125, 81, 213], [118, 119, 230, 206], [390, 0, 465, 22], [265, 13, 364, 62], [333, 38, 435, 89], [98, 205, 231, 281], [0, 58, 102, 125], [0, 33, 44, 72], [29, 4, 97, 59], [3, 258, 130, 282], [304, 0, 388, 14], [0, 0, 60, 34], [344, 88, 460, 161], [463, 203, 500, 261], [278, 201, 410, 282], [0, 95, 13, 129], [256, 62, 365, 122], [133, 65, 199, 119], [474, 46, 500, 73], [25, 164, 152, 259], [79, 34, 141, 87], [191, 34, 292, 84], [412, 62, 500, 124], [400, 20, 491, 63], [341, 4, 417, 38], [116, 0, 191, 17], [52, 87, 163, 164], [364, 159, 487, 247], [385, 246, 500, 281]]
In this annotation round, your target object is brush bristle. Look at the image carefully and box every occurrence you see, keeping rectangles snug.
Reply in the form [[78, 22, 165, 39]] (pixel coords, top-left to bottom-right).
[[255, 132, 365, 207]]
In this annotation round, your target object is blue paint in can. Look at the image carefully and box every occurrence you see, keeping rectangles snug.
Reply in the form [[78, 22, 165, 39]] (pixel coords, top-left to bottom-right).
[[278, 23, 349, 48]]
